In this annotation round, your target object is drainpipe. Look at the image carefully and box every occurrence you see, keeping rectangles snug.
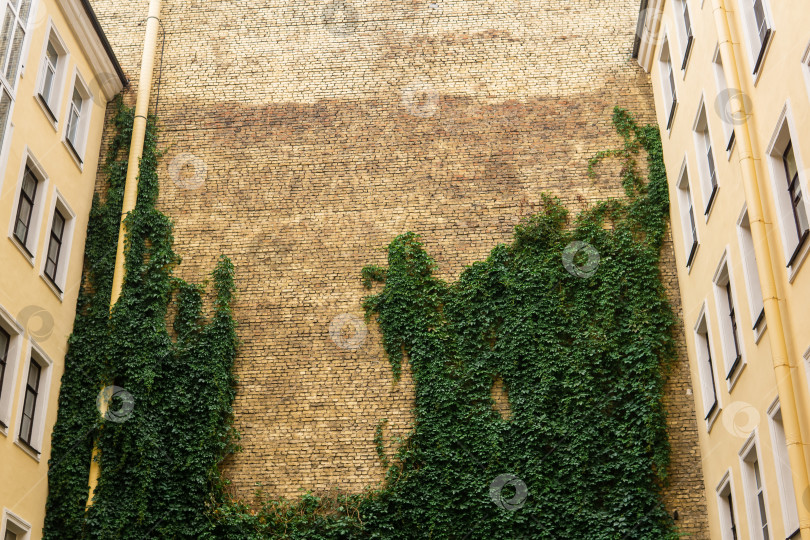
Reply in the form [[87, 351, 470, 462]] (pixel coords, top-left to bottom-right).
[[86, 0, 163, 507], [710, 0, 810, 536]]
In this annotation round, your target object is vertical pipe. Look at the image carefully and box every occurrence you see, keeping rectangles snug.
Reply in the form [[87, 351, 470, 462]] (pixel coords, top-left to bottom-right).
[[87, 0, 163, 508], [710, 0, 810, 536]]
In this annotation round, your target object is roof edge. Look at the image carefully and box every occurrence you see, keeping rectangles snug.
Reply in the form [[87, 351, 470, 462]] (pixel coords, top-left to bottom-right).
[[77, 0, 128, 88]]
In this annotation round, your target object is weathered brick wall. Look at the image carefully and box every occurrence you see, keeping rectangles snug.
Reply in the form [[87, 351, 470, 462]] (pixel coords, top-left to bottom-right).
[[88, 0, 709, 535]]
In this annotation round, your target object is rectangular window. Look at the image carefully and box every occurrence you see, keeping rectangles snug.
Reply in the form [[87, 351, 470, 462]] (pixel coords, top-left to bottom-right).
[[714, 260, 744, 384], [741, 441, 771, 540], [43, 208, 64, 287], [713, 49, 736, 152], [0, 0, 32, 89], [677, 0, 694, 69], [737, 210, 765, 330], [738, 0, 772, 75], [1, 509, 31, 540], [695, 311, 718, 422], [12, 166, 37, 251], [767, 110, 810, 270], [677, 166, 699, 266], [65, 87, 81, 148], [694, 105, 718, 216], [659, 38, 677, 130], [0, 311, 21, 431], [18, 358, 40, 447], [37, 38, 63, 119], [768, 405, 800, 537], [718, 476, 740, 540], [751, 0, 771, 73]]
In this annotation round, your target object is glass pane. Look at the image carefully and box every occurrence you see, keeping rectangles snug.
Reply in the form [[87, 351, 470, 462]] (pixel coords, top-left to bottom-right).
[[0, 329, 8, 358], [0, 7, 14, 73], [18, 198, 31, 224], [784, 144, 798, 181], [42, 65, 54, 102], [27, 361, 40, 388], [5, 23, 25, 82], [0, 89, 11, 149], [19, 412, 30, 441], [18, 0, 32, 24], [4, 527, 17, 540], [67, 108, 79, 143], [22, 169, 35, 197], [22, 390, 34, 416], [13, 216, 27, 240], [46, 41, 57, 66], [797, 202, 809, 233], [47, 237, 58, 261], [753, 0, 765, 28], [44, 257, 55, 279], [72, 87, 82, 111], [53, 210, 64, 237]]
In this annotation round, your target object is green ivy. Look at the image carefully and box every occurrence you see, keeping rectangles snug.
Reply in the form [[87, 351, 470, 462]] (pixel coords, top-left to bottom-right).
[[43, 98, 239, 539], [44, 104, 677, 539]]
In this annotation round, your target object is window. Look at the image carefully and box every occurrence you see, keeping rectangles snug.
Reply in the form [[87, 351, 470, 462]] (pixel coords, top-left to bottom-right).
[[713, 48, 736, 152], [737, 209, 765, 333], [40, 193, 75, 295], [0, 306, 22, 430], [737, 0, 772, 75], [8, 155, 48, 259], [675, 0, 694, 69], [14, 343, 51, 456], [63, 75, 91, 163], [740, 438, 771, 540], [0, 0, 34, 153], [659, 37, 677, 130], [0, 509, 31, 540], [694, 104, 718, 216], [766, 107, 810, 271], [767, 403, 800, 538], [36, 28, 68, 122], [713, 259, 744, 385], [718, 474, 740, 540], [677, 164, 699, 267], [695, 309, 719, 425]]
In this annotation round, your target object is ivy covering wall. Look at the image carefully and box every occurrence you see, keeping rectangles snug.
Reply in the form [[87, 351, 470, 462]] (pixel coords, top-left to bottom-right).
[[44, 104, 677, 539]]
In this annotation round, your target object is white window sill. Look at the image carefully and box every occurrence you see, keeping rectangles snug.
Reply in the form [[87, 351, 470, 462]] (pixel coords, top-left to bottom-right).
[[8, 234, 35, 267], [752, 30, 775, 87], [707, 404, 721, 433], [62, 138, 84, 171], [726, 360, 746, 392], [686, 243, 700, 275], [14, 437, 42, 462], [788, 237, 810, 283], [34, 93, 58, 131], [40, 272, 64, 302], [753, 319, 767, 344]]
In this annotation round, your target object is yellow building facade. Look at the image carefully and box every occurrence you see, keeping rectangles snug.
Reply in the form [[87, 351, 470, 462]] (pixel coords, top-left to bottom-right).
[[637, 0, 810, 538], [0, 0, 124, 537]]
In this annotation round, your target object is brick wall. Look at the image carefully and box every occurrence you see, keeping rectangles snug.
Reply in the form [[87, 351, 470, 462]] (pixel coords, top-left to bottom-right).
[[88, 0, 709, 535]]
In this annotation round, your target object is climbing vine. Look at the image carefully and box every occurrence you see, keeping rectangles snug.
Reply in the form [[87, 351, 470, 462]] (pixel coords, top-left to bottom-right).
[[43, 98, 239, 539], [44, 104, 677, 539]]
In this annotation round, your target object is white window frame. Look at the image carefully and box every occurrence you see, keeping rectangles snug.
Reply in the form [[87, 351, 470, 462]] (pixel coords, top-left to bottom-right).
[[739, 433, 772, 540], [33, 19, 69, 128], [766, 400, 800, 538], [659, 33, 678, 131], [13, 340, 52, 460], [673, 0, 694, 70], [712, 252, 746, 388], [694, 303, 721, 430], [712, 46, 736, 156], [676, 159, 700, 269], [693, 99, 719, 219], [39, 189, 75, 299], [62, 69, 92, 167], [0, 303, 23, 435], [735, 0, 773, 80], [7, 148, 49, 263], [717, 471, 742, 540], [765, 103, 810, 280], [736, 205, 766, 342], [0, 508, 31, 540], [802, 43, 810, 106]]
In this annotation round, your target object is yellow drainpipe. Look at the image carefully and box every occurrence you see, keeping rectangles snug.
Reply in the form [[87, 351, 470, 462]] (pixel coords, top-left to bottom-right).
[[710, 0, 810, 536], [86, 0, 163, 507]]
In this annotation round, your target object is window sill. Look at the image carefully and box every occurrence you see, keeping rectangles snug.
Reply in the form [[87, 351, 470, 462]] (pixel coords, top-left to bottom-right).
[[752, 310, 767, 344], [34, 93, 58, 131], [707, 403, 721, 433], [788, 231, 810, 284], [726, 358, 746, 392], [14, 437, 42, 462], [40, 272, 64, 301], [686, 242, 700, 274], [752, 29, 773, 87], [704, 184, 719, 221], [725, 131, 736, 159], [8, 234, 35, 267], [62, 138, 84, 171]]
